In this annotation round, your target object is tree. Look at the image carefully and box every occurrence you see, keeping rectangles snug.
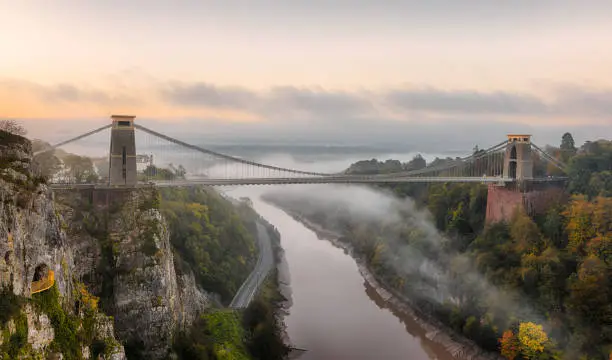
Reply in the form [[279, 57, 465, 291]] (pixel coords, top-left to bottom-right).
[[510, 210, 545, 254], [563, 196, 595, 256], [63, 154, 98, 183], [404, 154, 427, 171], [175, 164, 187, 178], [518, 322, 549, 359], [32, 151, 62, 179], [0, 120, 27, 136], [560, 132, 576, 159], [499, 330, 520, 360], [567, 256, 611, 324], [561, 132, 576, 152]]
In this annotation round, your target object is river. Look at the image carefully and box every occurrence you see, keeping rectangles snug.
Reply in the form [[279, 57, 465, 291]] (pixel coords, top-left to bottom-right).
[[227, 185, 457, 360]]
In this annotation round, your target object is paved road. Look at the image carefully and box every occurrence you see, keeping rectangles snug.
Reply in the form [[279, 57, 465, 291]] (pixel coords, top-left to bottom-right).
[[50, 176, 526, 190], [229, 221, 274, 308]]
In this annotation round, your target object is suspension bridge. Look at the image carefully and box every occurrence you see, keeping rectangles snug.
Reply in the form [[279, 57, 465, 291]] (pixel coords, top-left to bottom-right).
[[33, 115, 567, 190]]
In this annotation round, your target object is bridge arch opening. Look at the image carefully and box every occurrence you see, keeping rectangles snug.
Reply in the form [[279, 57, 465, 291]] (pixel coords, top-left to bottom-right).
[[509, 145, 517, 179], [33, 263, 49, 282]]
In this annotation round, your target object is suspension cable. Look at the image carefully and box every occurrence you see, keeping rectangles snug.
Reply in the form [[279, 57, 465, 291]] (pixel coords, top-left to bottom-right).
[[135, 124, 333, 177], [33, 124, 112, 156], [530, 143, 568, 171]]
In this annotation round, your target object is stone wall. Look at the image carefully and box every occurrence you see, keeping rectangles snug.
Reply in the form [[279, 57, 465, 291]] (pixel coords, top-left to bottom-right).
[[486, 183, 568, 224], [485, 185, 524, 224]]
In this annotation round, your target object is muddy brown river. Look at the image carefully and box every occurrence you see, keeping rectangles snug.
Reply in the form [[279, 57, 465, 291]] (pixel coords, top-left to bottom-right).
[[228, 187, 457, 360]]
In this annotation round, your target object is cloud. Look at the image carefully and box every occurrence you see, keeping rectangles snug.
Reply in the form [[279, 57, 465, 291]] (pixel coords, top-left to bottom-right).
[[553, 85, 612, 118], [385, 88, 549, 115], [266, 86, 375, 119], [160, 83, 375, 120], [157, 81, 612, 123], [161, 82, 259, 110], [0, 79, 138, 106], [4, 77, 612, 150]]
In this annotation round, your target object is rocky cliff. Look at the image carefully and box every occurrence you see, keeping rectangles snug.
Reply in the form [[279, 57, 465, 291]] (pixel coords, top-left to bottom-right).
[[54, 188, 211, 359], [0, 130, 126, 359], [1, 130, 216, 359]]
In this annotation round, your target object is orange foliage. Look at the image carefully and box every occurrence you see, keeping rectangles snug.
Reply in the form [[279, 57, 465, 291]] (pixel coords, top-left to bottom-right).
[[565, 196, 612, 258], [78, 283, 99, 310], [499, 330, 520, 360]]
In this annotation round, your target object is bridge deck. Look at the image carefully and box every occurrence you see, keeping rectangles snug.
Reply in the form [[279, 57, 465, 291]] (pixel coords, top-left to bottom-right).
[[47, 176, 567, 190]]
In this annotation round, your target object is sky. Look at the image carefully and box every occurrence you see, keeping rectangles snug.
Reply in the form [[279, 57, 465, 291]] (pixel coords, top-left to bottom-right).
[[1, 0, 611, 151]]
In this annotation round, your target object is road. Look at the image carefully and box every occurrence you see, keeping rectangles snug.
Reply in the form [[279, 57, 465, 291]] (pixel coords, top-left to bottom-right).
[[49, 175, 525, 190], [229, 221, 275, 309]]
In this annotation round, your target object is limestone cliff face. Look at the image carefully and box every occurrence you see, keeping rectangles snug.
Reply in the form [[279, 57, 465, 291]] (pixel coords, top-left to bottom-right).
[[59, 189, 211, 359], [110, 197, 211, 358], [0, 131, 210, 359], [0, 131, 126, 359]]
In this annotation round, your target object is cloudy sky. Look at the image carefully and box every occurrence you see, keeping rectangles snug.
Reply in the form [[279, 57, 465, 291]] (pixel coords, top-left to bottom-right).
[[1, 1, 611, 150]]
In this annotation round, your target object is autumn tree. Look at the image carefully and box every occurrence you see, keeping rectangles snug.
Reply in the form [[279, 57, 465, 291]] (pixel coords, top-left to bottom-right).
[[567, 256, 611, 325], [564, 196, 596, 256], [0, 119, 27, 136], [510, 209, 545, 254], [518, 322, 549, 359], [499, 330, 520, 360]]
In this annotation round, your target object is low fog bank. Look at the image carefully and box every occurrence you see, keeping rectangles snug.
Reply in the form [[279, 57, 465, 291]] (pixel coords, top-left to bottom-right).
[[260, 184, 559, 339]]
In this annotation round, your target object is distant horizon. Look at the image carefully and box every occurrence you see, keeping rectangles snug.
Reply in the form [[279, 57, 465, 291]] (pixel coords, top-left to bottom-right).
[[3, 1, 610, 154], [20, 116, 605, 155]]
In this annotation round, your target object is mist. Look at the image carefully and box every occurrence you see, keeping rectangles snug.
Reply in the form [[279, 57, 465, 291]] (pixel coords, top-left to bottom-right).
[[258, 182, 563, 343]]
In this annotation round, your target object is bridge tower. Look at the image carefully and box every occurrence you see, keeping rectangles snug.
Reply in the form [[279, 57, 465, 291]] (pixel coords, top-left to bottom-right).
[[486, 134, 565, 224], [503, 134, 533, 181], [109, 115, 137, 186]]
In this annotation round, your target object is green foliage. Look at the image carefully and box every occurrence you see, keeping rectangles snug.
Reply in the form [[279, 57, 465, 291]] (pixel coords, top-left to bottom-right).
[[242, 271, 290, 360], [567, 140, 612, 197], [0, 128, 28, 145], [31, 284, 82, 360], [272, 136, 612, 359], [63, 154, 98, 184], [141, 165, 186, 181], [173, 310, 250, 360], [140, 218, 160, 257], [560, 132, 577, 163], [0, 311, 29, 359], [159, 187, 256, 304], [0, 287, 22, 327]]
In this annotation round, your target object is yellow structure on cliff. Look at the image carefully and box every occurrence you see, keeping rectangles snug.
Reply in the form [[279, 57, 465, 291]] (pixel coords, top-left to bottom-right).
[[31, 270, 55, 295]]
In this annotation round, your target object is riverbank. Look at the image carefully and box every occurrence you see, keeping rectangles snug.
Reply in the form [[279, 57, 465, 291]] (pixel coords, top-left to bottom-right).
[[244, 209, 307, 359], [266, 200, 503, 360]]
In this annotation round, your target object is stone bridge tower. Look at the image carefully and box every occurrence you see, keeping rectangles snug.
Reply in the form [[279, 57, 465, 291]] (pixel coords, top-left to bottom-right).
[[503, 134, 533, 181], [486, 134, 566, 224], [109, 115, 137, 186]]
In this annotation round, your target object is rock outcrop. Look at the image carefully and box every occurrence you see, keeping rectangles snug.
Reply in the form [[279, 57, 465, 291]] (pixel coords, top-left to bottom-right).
[[1, 130, 211, 359], [0, 130, 127, 359], [57, 188, 211, 359]]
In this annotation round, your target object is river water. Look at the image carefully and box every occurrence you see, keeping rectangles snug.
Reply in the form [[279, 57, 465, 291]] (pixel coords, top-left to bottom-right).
[[227, 186, 456, 360]]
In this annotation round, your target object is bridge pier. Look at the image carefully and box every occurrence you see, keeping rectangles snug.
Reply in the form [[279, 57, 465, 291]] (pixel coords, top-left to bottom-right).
[[485, 182, 567, 224], [486, 135, 567, 224]]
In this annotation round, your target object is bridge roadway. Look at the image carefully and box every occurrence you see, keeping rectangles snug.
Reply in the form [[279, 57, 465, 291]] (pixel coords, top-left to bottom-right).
[[49, 175, 516, 190]]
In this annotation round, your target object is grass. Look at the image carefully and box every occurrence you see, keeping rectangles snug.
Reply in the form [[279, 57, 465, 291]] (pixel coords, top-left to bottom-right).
[[31, 284, 81, 360]]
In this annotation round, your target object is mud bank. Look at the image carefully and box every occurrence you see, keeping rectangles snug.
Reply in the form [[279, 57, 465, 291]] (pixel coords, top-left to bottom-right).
[[256, 216, 307, 359], [270, 203, 504, 360]]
